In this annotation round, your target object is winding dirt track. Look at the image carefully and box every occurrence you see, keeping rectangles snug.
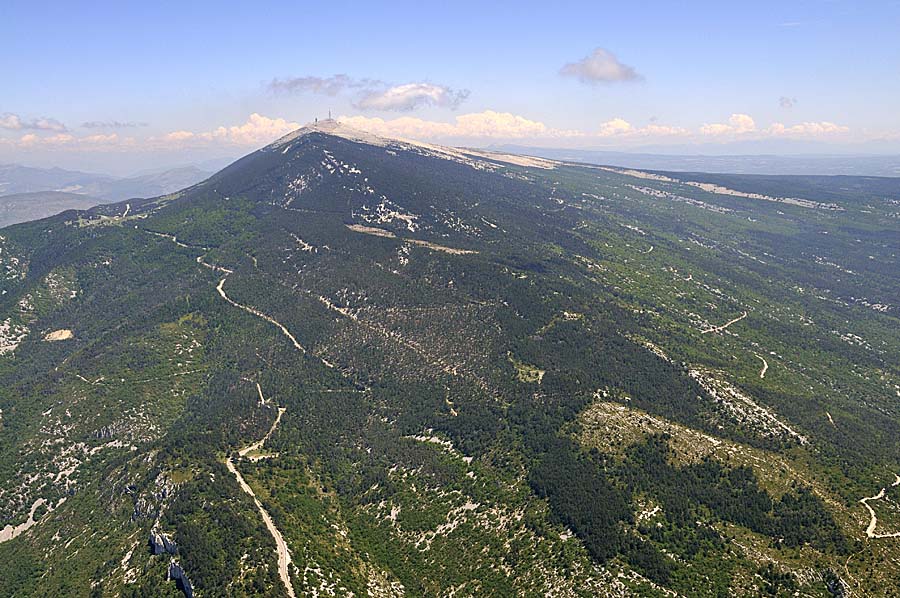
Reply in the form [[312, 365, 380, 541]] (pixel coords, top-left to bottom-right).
[[860, 475, 900, 539], [141, 229, 325, 596], [213, 269, 306, 596], [701, 311, 748, 335], [755, 354, 768, 379], [216, 278, 306, 353], [225, 384, 296, 598]]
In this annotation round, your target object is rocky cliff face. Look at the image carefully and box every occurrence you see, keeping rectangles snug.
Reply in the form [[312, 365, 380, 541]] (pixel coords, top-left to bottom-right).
[[167, 560, 193, 598], [149, 528, 177, 555]]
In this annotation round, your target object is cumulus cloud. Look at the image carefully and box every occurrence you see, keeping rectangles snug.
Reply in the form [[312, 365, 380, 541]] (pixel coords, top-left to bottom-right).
[[560, 48, 642, 83], [596, 118, 688, 138], [150, 114, 301, 147], [0, 114, 23, 130], [198, 113, 300, 145], [82, 120, 147, 129], [268, 74, 469, 112], [339, 110, 581, 139], [162, 130, 196, 142], [81, 133, 119, 144], [355, 83, 469, 111], [16, 133, 40, 145], [9, 114, 301, 150], [598, 118, 634, 136], [18, 132, 75, 146], [779, 96, 797, 109], [2, 111, 853, 153], [700, 113, 757, 136], [695, 114, 851, 140], [1, 112, 67, 132], [765, 121, 849, 136]]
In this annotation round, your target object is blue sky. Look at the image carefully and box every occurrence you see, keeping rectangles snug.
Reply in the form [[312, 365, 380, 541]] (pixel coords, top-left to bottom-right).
[[3, 0, 900, 172]]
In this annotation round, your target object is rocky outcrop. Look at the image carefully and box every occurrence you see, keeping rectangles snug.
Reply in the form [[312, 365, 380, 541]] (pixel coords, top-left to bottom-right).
[[824, 570, 850, 598], [130, 473, 175, 521], [167, 560, 194, 598], [94, 425, 115, 440], [131, 496, 157, 521], [149, 528, 177, 555]]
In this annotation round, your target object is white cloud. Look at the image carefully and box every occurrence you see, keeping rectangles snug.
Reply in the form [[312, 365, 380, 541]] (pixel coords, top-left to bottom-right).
[[18, 133, 75, 146], [598, 118, 634, 136], [162, 130, 195, 142], [765, 121, 849, 136], [700, 113, 757, 136], [697, 114, 850, 140], [82, 133, 119, 144], [560, 48, 642, 83], [1, 112, 67, 132], [596, 118, 688, 138], [269, 75, 469, 112], [151, 114, 301, 147], [1, 111, 854, 154], [355, 83, 469, 111], [4, 114, 301, 151], [0, 114, 19, 130], [198, 113, 300, 145], [339, 110, 581, 139]]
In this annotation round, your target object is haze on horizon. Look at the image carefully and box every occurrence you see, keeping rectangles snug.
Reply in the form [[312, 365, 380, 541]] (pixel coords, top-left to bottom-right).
[[3, 0, 900, 174]]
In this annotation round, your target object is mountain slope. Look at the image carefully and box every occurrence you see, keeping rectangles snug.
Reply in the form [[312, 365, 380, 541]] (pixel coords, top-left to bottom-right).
[[0, 120, 898, 597]]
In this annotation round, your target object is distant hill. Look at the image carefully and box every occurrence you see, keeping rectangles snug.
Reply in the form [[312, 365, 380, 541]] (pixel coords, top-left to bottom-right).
[[0, 191, 103, 228], [77, 165, 211, 201], [0, 164, 114, 196], [0, 163, 211, 203]]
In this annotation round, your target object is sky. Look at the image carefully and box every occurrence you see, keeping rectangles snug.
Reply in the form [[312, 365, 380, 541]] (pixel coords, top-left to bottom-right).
[[2, 0, 900, 174]]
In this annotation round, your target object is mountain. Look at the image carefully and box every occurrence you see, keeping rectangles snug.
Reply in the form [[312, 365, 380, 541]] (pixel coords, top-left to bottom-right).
[[0, 163, 115, 196], [496, 145, 900, 177], [0, 119, 898, 597], [0, 163, 211, 202], [0, 191, 104, 228], [79, 166, 212, 201]]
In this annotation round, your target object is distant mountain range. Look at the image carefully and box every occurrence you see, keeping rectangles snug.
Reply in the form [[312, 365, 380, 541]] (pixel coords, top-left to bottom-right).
[[494, 146, 900, 177], [0, 164, 212, 227], [0, 163, 211, 200]]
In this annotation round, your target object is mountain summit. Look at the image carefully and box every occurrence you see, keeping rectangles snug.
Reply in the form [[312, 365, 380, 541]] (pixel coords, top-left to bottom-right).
[[0, 127, 898, 596], [273, 117, 383, 145]]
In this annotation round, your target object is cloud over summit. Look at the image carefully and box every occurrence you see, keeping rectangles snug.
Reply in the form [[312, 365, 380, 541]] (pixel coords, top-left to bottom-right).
[[355, 83, 469, 111], [268, 75, 468, 112]]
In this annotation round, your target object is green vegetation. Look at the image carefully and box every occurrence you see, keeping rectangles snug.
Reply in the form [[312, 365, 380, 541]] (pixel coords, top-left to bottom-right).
[[0, 128, 897, 596]]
